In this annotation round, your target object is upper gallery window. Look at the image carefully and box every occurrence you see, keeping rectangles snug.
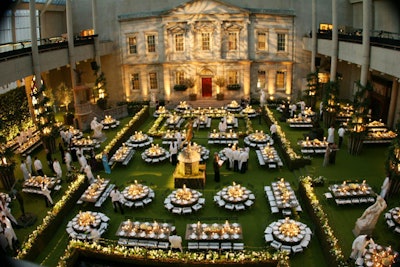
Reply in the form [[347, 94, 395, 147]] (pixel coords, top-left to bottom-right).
[[175, 33, 184, 52], [128, 36, 137, 54], [201, 32, 210, 51], [277, 33, 286, 52], [257, 32, 267, 51], [228, 70, 238, 85], [228, 32, 238, 51], [276, 71, 285, 89], [257, 70, 266, 88], [147, 35, 156, 53]]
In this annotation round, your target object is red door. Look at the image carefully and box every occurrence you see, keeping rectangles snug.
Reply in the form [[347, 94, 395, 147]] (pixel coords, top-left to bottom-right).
[[202, 78, 212, 97]]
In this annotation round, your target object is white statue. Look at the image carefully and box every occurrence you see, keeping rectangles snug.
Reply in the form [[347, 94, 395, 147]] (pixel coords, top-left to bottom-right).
[[353, 196, 387, 235], [91, 117, 103, 139]]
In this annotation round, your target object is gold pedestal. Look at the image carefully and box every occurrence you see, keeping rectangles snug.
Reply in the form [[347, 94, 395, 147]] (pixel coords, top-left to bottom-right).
[[173, 164, 206, 189]]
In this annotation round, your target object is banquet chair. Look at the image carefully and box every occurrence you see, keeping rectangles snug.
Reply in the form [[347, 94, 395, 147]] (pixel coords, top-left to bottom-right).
[[188, 242, 199, 251], [225, 203, 235, 210], [134, 201, 144, 208], [208, 242, 219, 250], [182, 207, 192, 214], [264, 227, 273, 234], [192, 203, 202, 212], [127, 239, 138, 247], [198, 198, 206, 204], [264, 234, 274, 243], [244, 200, 254, 207], [198, 242, 209, 250], [270, 206, 279, 214], [220, 242, 232, 251], [233, 243, 244, 251], [394, 226, 400, 234], [164, 203, 174, 210], [217, 199, 226, 208], [172, 207, 182, 214], [281, 245, 292, 253], [270, 240, 282, 250], [143, 198, 152, 205], [292, 244, 304, 254], [235, 204, 246, 211], [118, 238, 128, 245]]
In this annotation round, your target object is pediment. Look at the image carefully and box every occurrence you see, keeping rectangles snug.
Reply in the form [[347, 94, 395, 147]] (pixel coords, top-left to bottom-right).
[[165, 0, 249, 16], [166, 23, 188, 33]]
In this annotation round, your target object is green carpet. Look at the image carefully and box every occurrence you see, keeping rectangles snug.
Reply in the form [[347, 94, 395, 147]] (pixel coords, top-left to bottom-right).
[[9, 107, 398, 267]]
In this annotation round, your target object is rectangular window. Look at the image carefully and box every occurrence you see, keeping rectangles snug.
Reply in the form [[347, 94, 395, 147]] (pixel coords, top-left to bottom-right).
[[175, 33, 184, 52], [131, 73, 140, 90], [176, 71, 185, 85], [257, 32, 266, 50], [128, 36, 137, 54], [147, 35, 156, 53], [257, 71, 266, 88], [149, 72, 158, 89], [201, 33, 210, 51], [228, 71, 238, 85], [276, 71, 285, 89], [228, 32, 237, 51], [277, 33, 286, 52]]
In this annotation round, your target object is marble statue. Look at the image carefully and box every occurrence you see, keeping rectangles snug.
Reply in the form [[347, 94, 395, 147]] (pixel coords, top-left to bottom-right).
[[353, 195, 387, 236], [91, 117, 104, 139]]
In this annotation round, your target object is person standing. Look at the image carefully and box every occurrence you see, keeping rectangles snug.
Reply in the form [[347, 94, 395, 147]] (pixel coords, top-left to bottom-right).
[[338, 125, 345, 148], [109, 186, 124, 214], [25, 154, 32, 175], [328, 143, 338, 164], [270, 123, 277, 138], [102, 153, 111, 174], [323, 144, 331, 167], [84, 164, 95, 184], [213, 153, 222, 182], [380, 174, 391, 200], [20, 160, 30, 180], [41, 182, 53, 207], [168, 230, 183, 252], [34, 157, 44, 176], [78, 154, 88, 173], [64, 150, 72, 172], [88, 225, 101, 243], [327, 124, 335, 144], [53, 158, 62, 179], [58, 143, 65, 163], [169, 141, 178, 166], [350, 235, 375, 261], [45, 149, 53, 172]]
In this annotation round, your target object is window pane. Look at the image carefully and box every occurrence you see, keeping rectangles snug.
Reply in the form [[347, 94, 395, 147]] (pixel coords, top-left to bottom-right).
[[228, 71, 238, 85], [228, 32, 237, 51], [175, 33, 184, 52], [176, 71, 185, 84], [258, 71, 266, 88], [276, 71, 285, 88], [128, 37, 137, 54], [131, 73, 139, 90], [149, 72, 158, 89], [257, 32, 266, 50], [147, 35, 155, 53], [277, 33, 286, 51], [201, 33, 210, 51]]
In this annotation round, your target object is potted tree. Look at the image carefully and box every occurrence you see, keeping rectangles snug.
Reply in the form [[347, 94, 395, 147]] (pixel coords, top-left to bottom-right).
[[215, 76, 226, 100], [55, 83, 74, 125], [183, 77, 196, 101]]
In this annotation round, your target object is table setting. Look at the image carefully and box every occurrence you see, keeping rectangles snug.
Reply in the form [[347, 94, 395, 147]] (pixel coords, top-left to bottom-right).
[[66, 211, 109, 240], [244, 130, 274, 147], [141, 144, 170, 163], [79, 178, 110, 203], [214, 182, 255, 211], [185, 220, 242, 241], [164, 184, 205, 214], [241, 105, 257, 118], [101, 115, 120, 129], [126, 131, 153, 148], [271, 178, 300, 211], [116, 219, 175, 240], [121, 180, 155, 208], [208, 129, 238, 145], [109, 143, 135, 165], [226, 100, 242, 113]]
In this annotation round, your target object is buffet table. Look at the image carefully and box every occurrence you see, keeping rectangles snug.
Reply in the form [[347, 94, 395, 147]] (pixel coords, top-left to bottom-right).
[[208, 130, 239, 145], [66, 211, 109, 240], [214, 182, 255, 211], [193, 114, 212, 129], [299, 138, 329, 154], [161, 130, 186, 146], [266, 179, 302, 216], [22, 175, 61, 195], [116, 219, 175, 249], [185, 221, 243, 251], [328, 181, 375, 205], [70, 137, 100, 151], [121, 181, 155, 208], [78, 178, 110, 204], [164, 185, 205, 214], [165, 114, 184, 129], [15, 133, 42, 156], [256, 144, 283, 168], [108, 144, 135, 166], [264, 218, 312, 254]]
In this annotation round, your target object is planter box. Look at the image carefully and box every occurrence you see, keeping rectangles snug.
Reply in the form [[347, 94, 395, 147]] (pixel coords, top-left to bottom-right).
[[189, 94, 197, 101], [217, 94, 224, 100]]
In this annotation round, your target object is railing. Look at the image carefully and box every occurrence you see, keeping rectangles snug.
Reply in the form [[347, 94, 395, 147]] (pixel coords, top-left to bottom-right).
[[316, 31, 400, 51], [0, 35, 96, 62]]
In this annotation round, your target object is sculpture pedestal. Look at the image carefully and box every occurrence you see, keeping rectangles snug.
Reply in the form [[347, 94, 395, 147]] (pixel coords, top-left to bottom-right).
[[352, 223, 374, 236], [173, 164, 206, 189]]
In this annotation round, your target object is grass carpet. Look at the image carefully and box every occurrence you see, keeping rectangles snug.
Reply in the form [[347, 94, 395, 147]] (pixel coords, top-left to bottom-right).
[[10, 107, 399, 267]]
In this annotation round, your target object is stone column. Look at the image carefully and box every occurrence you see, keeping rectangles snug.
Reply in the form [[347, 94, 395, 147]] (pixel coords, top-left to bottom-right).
[[66, 0, 77, 89], [243, 62, 251, 99], [360, 0, 371, 86], [286, 64, 292, 95], [330, 0, 338, 82], [11, 9, 16, 43], [92, 0, 101, 69], [163, 65, 171, 101], [311, 0, 317, 72], [29, 0, 42, 88], [387, 79, 399, 128], [268, 68, 276, 96]]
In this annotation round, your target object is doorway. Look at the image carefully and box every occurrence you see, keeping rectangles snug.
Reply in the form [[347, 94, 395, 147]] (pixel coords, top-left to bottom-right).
[[202, 77, 212, 97]]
